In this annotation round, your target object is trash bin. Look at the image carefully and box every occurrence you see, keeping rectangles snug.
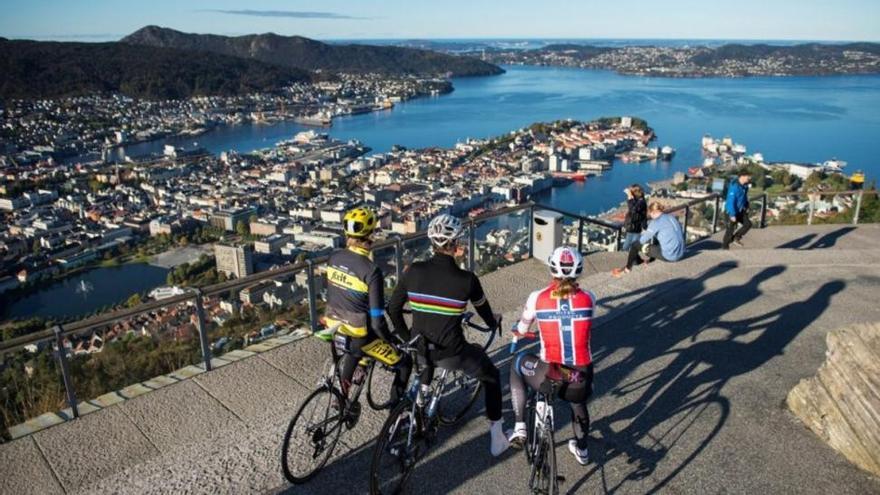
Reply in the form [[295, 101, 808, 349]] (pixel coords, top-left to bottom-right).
[[532, 210, 563, 262]]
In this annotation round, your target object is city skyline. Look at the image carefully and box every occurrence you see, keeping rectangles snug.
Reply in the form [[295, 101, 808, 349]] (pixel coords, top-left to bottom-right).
[[2, 0, 880, 42]]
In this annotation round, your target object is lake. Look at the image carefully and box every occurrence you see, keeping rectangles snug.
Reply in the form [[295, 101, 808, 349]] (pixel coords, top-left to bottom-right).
[[3, 263, 169, 321]]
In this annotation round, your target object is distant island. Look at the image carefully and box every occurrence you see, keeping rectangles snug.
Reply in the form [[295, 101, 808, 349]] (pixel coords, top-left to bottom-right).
[[482, 42, 880, 77], [122, 26, 504, 78]]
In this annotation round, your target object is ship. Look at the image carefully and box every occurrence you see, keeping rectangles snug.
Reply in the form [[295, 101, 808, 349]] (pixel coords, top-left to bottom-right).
[[660, 145, 676, 160], [294, 111, 332, 127], [149, 286, 186, 301], [551, 171, 587, 181]]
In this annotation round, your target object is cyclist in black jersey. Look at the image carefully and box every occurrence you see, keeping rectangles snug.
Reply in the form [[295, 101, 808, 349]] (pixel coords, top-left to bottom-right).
[[325, 207, 411, 404], [388, 214, 509, 456]]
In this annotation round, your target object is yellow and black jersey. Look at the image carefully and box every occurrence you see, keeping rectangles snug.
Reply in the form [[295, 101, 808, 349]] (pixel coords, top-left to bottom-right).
[[325, 246, 391, 340]]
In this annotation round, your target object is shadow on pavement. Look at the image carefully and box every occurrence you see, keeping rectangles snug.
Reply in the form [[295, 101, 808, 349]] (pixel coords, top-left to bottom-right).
[[776, 226, 855, 250], [276, 258, 845, 495], [566, 269, 845, 494]]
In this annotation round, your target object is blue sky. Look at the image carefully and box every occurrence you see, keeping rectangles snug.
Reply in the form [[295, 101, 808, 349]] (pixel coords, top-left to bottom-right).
[[2, 0, 878, 41]]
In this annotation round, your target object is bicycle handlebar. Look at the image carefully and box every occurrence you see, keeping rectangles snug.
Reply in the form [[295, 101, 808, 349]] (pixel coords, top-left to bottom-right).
[[462, 312, 501, 333]]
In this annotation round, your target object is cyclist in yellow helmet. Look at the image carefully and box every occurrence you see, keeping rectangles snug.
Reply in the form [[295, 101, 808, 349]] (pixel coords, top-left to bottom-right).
[[325, 207, 411, 402]]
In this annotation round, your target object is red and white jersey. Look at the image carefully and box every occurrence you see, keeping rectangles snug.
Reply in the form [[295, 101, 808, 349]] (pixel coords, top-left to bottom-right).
[[517, 283, 595, 367]]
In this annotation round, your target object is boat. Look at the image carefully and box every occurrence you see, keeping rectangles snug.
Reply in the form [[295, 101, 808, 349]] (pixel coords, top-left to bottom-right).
[[149, 286, 186, 300], [660, 146, 676, 160], [551, 171, 587, 181], [294, 112, 332, 127]]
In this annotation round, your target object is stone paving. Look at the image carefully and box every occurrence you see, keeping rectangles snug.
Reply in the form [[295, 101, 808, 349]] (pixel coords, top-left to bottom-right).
[[2, 224, 880, 494]]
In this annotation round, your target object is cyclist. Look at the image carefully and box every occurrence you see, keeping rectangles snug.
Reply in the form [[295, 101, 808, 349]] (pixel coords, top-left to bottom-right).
[[387, 213, 509, 456], [324, 206, 411, 404], [508, 246, 595, 465]]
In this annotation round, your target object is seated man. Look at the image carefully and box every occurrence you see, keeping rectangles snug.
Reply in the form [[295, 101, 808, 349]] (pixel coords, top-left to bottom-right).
[[388, 214, 508, 456], [612, 202, 684, 277], [324, 207, 411, 404]]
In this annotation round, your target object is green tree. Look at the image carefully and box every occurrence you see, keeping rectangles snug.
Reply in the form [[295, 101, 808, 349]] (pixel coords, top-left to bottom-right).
[[126, 293, 143, 308], [235, 220, 249, 237]]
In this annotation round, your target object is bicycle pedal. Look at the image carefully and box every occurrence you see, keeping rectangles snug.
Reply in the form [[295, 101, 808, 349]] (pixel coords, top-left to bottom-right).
[[556, 475, 566, 482]]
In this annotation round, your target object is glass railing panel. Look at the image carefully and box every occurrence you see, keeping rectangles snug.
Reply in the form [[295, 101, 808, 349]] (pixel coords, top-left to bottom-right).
[[684, 199, 716, 244], [62, 299, 202, 417], [401, 235, 433, 268], [763, 193, 808, 226], [1, 345, 64, 439], [472, 208, 532, 276], [203, 267, 312, 356], [809, 192, 858, 225], [580, 221, 620, 253]]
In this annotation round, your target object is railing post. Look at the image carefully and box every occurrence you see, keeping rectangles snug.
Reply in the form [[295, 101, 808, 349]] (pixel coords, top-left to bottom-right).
[[527, 205, 535, 258], [577, 218, 585, 253], [683, 206, 690, 245], [614, 227, 622, 252], [53, 325, 79, 419], [394, 235, 404, 282], [467, 222, 476, 272], [760, 193, 768, 228], [192, 291, 212, 372], [306, 259, 319, 333], [808, 198, 815, 226], [712, 196, 720, 234], [854, 190, 863, 225]]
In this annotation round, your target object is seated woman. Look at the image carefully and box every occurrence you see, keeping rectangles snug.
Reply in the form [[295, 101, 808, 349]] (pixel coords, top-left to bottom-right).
[[508, 246, 595, 465], [612, 202, 684, 277]]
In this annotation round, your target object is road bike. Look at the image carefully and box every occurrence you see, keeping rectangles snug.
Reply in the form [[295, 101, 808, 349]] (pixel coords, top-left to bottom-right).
[[369, 314, 500, 494], [280, 323, 405, 484]]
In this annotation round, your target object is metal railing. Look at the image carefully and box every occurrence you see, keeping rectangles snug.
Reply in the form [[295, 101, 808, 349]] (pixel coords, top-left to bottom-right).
[[2, 188, 874, 431], [748, 189, 878, 228]]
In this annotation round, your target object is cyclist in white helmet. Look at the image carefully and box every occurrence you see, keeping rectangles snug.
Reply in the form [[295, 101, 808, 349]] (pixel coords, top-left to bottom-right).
[[508, 246, 597, 465], [388, 213, 508, 456]]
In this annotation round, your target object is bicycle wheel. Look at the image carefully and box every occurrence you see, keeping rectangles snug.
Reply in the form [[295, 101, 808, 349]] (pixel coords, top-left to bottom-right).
[[281, 386, 345, 484], [366, 361, 398, 411], [529, 426, 559, 495], [436, 369, 482, 426], [370, 400, 426, 495]]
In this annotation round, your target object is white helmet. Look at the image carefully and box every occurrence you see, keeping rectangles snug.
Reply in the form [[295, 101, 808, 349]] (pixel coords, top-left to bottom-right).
[[548, 246, 583, 279], [427, 214, 463, 247]]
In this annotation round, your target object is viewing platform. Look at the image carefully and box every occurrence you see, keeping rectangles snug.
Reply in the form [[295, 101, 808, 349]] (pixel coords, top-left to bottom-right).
[[2, 224, 880, 494]]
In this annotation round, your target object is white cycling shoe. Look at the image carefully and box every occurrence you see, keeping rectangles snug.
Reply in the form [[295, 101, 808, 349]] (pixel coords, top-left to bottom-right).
[[568, 439, 589, 465], [490, 420, 509, 456], [508, 422, 527, 449]]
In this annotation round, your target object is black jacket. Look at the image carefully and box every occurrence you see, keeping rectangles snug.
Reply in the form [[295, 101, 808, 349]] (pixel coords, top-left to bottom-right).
[[388, 254, 497, 359], [624, 197, 648, 233], [325, 246, 392, 341]]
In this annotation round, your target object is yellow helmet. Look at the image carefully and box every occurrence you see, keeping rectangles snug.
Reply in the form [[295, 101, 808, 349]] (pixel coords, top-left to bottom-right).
[[343, 207, 378, 238]]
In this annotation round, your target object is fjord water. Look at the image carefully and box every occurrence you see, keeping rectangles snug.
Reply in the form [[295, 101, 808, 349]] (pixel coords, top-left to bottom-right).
[[12, 66, 880, 320], [126, 65, 880, 216], [334, 65, 880, 215]]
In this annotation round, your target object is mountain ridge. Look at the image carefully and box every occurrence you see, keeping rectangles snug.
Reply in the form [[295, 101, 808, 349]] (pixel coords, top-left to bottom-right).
[[0, 38, 311, 100], [122, 26, 504, 77]]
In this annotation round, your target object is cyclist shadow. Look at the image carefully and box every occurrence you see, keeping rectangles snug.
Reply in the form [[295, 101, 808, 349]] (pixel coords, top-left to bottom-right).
[[564, 269, 845, 494]]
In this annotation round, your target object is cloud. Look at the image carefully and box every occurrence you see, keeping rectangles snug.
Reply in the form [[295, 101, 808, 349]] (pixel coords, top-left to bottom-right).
[[203, 9, 367, 20]]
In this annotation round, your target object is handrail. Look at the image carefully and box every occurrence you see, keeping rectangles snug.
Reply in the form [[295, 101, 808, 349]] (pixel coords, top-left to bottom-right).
[[752, 189, 877, 201], [4, 188, 871, 355], [530, 204, 622, 230], [665, 193, 721, 214], [0, 202, 536, 356]]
